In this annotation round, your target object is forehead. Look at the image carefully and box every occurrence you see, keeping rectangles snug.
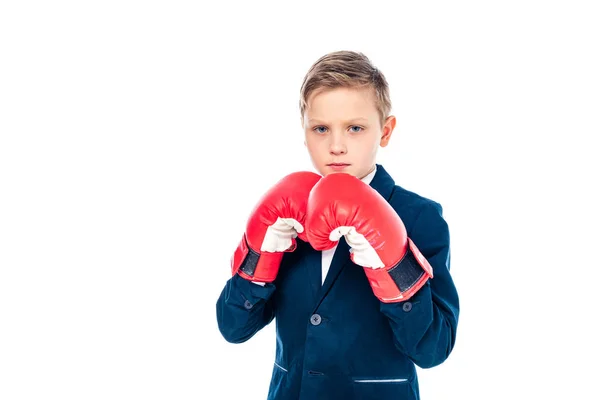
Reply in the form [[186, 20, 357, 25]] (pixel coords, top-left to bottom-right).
[[305, 86, 378, 121]]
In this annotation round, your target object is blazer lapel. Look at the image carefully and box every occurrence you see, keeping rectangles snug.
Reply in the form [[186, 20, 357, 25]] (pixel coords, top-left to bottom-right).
[[313, 236, 352, 309]]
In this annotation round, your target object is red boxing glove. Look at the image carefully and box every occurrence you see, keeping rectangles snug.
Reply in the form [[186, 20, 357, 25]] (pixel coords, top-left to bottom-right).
[[231, 171, 321, 283], [306, 173, 433, 302]]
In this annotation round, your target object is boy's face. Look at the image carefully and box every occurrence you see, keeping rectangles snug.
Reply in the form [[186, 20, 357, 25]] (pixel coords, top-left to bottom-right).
[[302, 86, 396, 180]]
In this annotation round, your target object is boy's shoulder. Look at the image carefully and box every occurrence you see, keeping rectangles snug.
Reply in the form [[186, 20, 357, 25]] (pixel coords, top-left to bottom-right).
[[387, 183, 446, 235], [373, 164, 442, 212], [371, 164, 445, 230], [389, 183, 443, 214]]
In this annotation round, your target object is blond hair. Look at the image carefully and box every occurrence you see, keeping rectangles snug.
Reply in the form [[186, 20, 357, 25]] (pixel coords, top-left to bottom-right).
[[299, 50, 392, 127]]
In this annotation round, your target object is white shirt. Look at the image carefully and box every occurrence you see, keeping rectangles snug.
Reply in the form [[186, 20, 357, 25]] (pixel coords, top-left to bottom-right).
[[320, 166, 377, 285]]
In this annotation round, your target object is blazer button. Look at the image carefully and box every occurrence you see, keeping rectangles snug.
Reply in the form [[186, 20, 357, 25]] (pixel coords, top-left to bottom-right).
[[310, 314, 322, 326], [402, 302, 412, 312], [244, 300, 253, 310]]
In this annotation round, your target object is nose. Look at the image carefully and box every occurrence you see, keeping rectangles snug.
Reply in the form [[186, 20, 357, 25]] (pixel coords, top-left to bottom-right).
[[329, 131, 347, 155]]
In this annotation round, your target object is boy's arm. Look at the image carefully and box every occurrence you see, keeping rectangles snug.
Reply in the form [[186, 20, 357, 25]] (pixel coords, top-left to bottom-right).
[[216, 171, 320, 343], [379, 202, 460, 369], [216, 273, 276, 343]]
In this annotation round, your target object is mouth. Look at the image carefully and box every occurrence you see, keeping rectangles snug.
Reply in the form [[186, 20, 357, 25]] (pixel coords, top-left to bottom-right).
[[327, 163, 350, 170]]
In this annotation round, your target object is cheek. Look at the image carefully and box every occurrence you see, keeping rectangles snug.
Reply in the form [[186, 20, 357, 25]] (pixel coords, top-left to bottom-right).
[[368, 133, 382, 151], [306, 136, 323, 149], [351, 135, 379, 156], [304, 139, 321, 158]]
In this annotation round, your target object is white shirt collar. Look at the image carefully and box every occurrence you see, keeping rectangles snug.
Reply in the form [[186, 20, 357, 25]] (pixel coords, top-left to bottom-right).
[[360, 165, 377, 185]]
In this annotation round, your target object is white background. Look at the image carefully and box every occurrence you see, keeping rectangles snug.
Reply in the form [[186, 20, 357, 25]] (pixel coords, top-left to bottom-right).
[[1, 1, 599, 399]]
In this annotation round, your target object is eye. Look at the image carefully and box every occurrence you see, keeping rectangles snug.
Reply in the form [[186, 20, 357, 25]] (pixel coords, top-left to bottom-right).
[[313, 126, 328, 134], [350, 125, 363, 133]]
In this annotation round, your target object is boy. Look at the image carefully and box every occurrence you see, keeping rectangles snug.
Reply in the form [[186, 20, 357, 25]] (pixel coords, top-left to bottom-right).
[[216, 50, 459, 400]]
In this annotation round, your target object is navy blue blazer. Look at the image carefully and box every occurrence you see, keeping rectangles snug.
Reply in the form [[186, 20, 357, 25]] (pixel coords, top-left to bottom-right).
[[216, 164, 460, 400]]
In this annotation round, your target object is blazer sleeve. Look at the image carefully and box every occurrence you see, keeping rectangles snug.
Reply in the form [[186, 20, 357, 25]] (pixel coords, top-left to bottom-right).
[[379, 201, 460, 369], [216, 273, 277, 343]]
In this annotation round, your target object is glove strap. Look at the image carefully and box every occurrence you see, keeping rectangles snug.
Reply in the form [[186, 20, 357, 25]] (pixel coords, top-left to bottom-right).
[[364, 239, 434, 303], [231, 234, 283, 283], [388, 240, 430, 292]]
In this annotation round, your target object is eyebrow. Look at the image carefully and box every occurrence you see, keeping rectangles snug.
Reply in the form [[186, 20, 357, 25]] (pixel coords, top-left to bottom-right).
[[308, 118, 369, 124]]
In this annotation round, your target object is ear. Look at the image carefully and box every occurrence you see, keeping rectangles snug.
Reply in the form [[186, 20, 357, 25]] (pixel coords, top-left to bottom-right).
[[380, 115, 396, 148]]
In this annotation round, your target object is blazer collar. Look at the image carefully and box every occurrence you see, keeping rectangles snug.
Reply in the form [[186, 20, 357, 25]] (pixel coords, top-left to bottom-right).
[[368, 164, 396, 202]]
